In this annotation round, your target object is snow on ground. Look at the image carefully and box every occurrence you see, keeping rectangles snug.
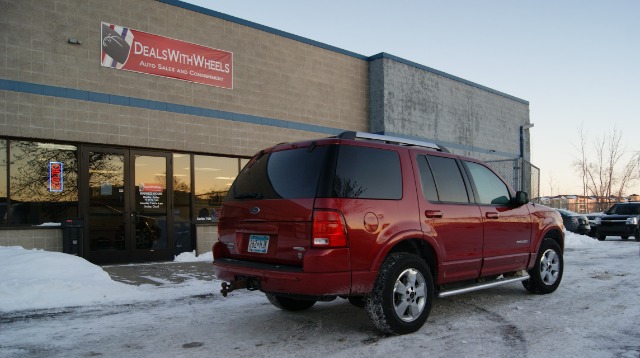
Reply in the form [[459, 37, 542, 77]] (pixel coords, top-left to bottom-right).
[[0, 247, 214, 312], [1, 233, 639, 357]]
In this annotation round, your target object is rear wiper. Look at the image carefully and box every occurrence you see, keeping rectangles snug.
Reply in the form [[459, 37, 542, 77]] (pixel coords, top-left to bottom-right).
[[234, 192, 263, 200]]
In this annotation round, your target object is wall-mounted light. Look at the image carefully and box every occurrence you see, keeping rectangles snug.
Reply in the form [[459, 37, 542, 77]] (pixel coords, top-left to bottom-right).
[[67, 38, 81, 45]]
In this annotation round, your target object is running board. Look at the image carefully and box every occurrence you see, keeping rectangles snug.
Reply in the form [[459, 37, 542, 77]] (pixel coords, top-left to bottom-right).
[[437, 273, 530, 298]]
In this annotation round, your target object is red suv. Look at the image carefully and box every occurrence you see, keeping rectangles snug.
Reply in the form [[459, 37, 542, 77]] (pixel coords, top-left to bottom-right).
[[212, 132, 564, 334]]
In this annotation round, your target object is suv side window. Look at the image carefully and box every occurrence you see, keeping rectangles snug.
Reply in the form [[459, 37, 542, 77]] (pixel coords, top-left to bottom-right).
[[465, 161, 511, 205], [419, 155, 470, 203], [416, 155, 438, 202], [332, 146, 402, 199]]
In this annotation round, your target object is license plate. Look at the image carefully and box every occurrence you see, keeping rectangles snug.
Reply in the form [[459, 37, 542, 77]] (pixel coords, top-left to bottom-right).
[[248, 235, 269, 254]]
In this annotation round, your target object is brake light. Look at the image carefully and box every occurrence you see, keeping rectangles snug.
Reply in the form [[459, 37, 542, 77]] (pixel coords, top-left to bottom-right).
[[312, 210, 348, 247]]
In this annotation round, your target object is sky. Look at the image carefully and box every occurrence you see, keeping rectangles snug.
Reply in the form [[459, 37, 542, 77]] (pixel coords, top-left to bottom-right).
[[183, 0, 640, 197]]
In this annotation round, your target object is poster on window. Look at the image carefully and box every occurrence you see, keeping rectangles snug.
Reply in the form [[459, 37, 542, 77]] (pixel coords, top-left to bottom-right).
[[100, 21, 233, 89], [138, 183, 165, 210]]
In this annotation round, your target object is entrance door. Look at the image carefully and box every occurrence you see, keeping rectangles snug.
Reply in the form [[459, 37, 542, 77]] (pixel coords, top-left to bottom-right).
[[83, 147, 173, 264]]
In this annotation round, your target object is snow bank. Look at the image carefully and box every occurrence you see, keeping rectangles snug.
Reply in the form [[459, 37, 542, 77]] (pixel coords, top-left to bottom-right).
[[0, 246, 213, 312], [173, 250, 213, 262], [564, 231, 599, 248]]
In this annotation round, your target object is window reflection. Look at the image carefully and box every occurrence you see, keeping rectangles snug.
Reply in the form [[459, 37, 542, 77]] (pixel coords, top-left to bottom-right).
[[194, 155, 238, 223], [173, 153, 192, 253], [9, 141, 78, 225]]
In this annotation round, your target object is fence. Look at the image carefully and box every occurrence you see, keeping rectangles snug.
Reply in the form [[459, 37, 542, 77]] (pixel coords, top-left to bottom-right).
[[486, 158, 540, 203], [543, 200, 617, 214]]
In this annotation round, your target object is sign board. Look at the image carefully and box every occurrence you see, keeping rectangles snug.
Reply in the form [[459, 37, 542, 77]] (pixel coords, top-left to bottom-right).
[[100, 21, 233, 89], [138, 183, 164, 210], [49, 162, 63, 192]]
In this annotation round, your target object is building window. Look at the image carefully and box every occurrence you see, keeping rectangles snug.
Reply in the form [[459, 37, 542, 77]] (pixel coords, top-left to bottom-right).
[[6, 140, 78, 226], [194, 155, 239, 223], [173, 153, 193, 253]]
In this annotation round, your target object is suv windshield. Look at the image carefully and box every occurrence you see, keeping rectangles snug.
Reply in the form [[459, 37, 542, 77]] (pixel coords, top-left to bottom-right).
[[607, 204, 640, 215]]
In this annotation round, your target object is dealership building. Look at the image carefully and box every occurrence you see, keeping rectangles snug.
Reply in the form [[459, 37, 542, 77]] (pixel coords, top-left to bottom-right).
[[0, 0, 532, 264]]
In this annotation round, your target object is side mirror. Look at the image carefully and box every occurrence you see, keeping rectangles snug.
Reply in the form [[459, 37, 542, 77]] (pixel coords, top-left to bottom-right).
[[513, 191, 529, 206]]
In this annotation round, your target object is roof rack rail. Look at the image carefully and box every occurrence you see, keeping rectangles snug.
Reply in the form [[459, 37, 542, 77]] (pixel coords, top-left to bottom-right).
[[337, 131, 449, 152]]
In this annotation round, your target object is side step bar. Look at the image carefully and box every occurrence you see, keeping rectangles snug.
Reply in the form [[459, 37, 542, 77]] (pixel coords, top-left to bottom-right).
[[437, 273, 530, 298]]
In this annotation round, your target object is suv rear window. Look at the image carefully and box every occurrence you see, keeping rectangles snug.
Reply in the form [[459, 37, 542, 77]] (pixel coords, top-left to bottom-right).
[[229, 144, 403, 201], [229, 146, 330, 200]]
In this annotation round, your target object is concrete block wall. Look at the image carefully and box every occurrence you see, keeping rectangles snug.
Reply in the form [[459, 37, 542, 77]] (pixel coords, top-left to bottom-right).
[[0, 229, 63, 252], [196, 225, 218, 256], [369, 55, 530, 161], [0, 0, 369, 156]]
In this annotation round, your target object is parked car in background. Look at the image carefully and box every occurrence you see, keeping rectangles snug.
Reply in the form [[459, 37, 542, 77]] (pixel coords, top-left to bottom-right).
[[595, 202, 640, 241], [584, 212, 604, 237], [555, 209, 590, 235]]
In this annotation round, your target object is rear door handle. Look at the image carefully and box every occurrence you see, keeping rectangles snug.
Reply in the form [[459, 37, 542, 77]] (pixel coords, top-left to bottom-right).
[[485, 212, 499, 219], [425, 210, 443, 218]]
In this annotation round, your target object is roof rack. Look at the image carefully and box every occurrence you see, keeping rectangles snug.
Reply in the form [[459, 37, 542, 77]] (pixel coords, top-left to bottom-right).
[[337, 131, 449, 153]]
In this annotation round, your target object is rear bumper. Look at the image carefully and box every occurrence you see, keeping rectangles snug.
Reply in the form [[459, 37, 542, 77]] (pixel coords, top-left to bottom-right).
[[213, 258, 351, 296]]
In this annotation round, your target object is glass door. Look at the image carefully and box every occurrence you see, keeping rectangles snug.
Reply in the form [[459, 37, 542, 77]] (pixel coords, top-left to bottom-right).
[[86, 149, 127, 260], [130, 151, 172, 262], [83, 147, 173, 264]]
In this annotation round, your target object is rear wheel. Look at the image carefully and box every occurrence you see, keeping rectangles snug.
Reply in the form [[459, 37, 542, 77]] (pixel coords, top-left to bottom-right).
[[265, 293, 316, 311], [597, 235, 606, 241], [365, 252, 434, 335], [523, 239, 563, 294]]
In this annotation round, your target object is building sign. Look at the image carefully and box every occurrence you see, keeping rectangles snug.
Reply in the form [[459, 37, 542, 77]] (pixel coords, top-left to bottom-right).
[[138, 183, 164, 210], [49, 162, 63, 192], [100, 22, 233, 89]]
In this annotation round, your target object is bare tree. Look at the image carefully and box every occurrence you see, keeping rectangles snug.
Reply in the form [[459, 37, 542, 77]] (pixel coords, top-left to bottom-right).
[[574, 126, 639, 211]]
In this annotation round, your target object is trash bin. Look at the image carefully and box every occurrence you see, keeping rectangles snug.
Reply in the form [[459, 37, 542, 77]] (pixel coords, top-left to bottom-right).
[[62, 218, 83, 256]]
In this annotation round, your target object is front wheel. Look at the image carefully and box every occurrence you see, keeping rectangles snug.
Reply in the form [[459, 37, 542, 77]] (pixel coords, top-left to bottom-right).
[[523, 239, 563, 294], [365, 252, 434, 335], [597, 235, 606, 241], [265, 293, 316, 311]]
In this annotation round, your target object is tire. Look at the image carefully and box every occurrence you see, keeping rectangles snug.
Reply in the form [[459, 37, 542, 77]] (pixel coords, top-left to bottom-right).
[[365, 252, 434, 335], [523, 239, 563, 294], [265, 293, 316, 311], [634, 228, 640, 242], [597, 235, 606, 241], [621, 236, 629, 240], [348, 296, 366, 308]]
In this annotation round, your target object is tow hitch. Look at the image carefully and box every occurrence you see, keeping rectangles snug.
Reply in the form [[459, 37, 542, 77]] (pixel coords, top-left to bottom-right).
[[220, 277, 261, 297]]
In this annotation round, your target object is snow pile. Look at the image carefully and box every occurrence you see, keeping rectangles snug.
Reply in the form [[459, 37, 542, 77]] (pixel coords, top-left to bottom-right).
[[563, 231, 599, 248], [0, 246, 214, 312], [173, 250, 213, 262]]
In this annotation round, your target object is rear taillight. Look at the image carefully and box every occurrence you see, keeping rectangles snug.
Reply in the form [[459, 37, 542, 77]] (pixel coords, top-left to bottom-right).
[[312, 210, 348, 248]]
